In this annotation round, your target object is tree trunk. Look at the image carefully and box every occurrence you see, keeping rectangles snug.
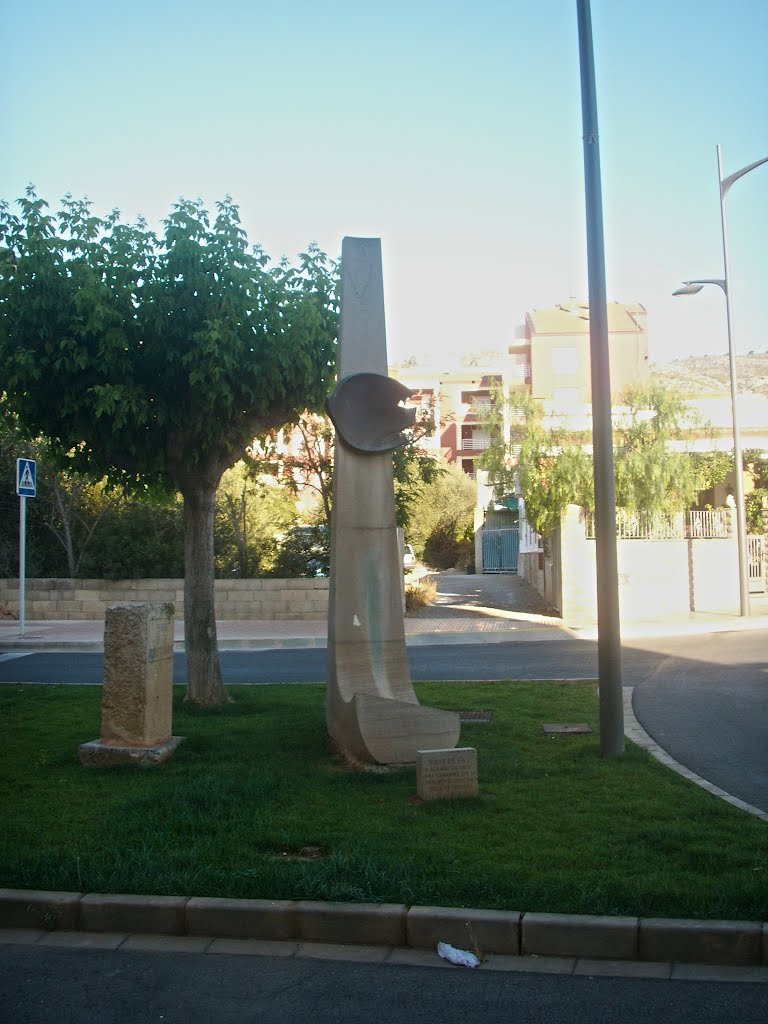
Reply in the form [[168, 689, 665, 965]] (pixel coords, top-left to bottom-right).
[[51, 478, 77, 578], [181, 477, 231, 706]]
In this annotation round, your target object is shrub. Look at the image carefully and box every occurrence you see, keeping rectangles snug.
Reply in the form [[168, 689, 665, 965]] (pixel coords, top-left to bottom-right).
[[405, 576, 437, 611]]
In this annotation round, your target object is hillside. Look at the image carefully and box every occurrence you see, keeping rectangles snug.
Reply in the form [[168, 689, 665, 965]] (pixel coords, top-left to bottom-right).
[[651, 353, 768, 397]]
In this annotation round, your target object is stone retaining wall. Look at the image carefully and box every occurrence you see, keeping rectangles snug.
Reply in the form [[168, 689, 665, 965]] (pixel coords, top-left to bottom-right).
[[0, 578, 329, 621]]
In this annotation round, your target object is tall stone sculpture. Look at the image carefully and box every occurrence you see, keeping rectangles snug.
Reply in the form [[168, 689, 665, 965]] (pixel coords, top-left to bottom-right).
[[325, 237, 461, 765]]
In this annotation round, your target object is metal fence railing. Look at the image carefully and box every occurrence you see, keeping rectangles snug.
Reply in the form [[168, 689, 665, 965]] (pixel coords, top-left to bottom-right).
[[582, 508, 731, 540]]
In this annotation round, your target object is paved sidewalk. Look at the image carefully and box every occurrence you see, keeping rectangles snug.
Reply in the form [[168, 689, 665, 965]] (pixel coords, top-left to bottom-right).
[[1, 598, 766, 652], [0, 610, 569, 652]]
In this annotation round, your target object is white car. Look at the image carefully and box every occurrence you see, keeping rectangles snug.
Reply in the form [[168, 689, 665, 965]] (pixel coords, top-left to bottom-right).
[[403, 543, 416, 569]]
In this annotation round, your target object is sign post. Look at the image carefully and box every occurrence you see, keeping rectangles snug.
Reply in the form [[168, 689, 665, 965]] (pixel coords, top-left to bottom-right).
[[16, 458, 37, 635]]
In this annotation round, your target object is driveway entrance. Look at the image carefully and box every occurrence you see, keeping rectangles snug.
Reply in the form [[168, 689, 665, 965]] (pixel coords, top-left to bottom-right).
[[482, 528, 519, 573]]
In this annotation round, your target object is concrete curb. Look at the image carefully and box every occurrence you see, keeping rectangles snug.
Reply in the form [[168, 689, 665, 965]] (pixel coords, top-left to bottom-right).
[[1, 889, 766, 969]]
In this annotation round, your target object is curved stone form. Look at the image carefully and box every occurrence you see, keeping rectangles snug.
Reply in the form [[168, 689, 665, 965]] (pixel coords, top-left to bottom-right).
[[326, 237, 460, 764]]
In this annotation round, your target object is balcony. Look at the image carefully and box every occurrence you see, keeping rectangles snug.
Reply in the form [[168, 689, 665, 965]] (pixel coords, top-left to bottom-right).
[[507, 364, 530, 382], [460, 436, 491, 451], [464, 400, 496, 421]]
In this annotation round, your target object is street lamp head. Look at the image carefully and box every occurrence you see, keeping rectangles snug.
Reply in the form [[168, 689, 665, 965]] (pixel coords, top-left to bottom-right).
[[672, 283, 704, 296]]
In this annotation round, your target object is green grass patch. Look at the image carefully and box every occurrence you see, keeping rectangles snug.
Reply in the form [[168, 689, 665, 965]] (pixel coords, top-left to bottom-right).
[[1, 681, 766, 920]]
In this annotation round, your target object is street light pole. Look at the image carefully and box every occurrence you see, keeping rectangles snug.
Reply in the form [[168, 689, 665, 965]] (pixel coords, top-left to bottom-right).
[[674, 146, 768, 617], [576, 0, 624, 758]]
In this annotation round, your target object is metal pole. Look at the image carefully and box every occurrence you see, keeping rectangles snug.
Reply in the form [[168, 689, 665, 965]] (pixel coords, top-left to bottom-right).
[[717, 144, 750, 616], [576, 0, 624, 757], [19, 494, 26, 635]]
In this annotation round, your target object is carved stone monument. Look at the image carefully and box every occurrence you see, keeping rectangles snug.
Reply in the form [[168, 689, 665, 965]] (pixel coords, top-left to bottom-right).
[[416, 748, 478, 801], [79, 602, 182, 766], [325, 237, 460, 764]]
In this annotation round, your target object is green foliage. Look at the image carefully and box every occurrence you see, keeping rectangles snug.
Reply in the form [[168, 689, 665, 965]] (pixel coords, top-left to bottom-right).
[[74, 497, 183, 579], [253, 409, 443, 536], [743, 450, 768, 533], [481, 390, 592, 537], [746, 489, 767, 533], [744, 448, 768, 490], [215, 462, 298, 578], [270, 523, 330, 578], [0, 189, 338, 487], [613, 384, 727, 512], [481, 384, 730, 537], [407, 463, 476, 568], [393, 442, 444, 535], [252, 413, 335, 526], [1, 189, 337, 700], [1, 416, 124, 577]]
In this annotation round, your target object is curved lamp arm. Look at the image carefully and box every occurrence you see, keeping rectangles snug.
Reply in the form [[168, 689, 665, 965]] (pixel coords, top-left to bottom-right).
[[721, 154, 768, 200]]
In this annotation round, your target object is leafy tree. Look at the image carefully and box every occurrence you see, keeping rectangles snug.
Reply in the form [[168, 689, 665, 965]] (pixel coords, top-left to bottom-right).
[[270, 522, 330, 578], [78, 494, 185, 579], [407, 463, 477, 568], [215, 461, 298, 577], [481, 390, 593, 537], [481, 384, 729, 537], [253, 406, 442, 536], [41, 470, 121, 578], [0, 413, 122, 578], [0, 189, 337, 704], [613, 384, 729, 513], [254, 413, 335, 526], [744, 448, 768, 533], [393, 441, 444, 535]]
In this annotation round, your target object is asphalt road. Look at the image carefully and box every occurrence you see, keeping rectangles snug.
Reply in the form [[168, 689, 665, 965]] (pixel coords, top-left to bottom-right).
[[1, 945, 766, 1024], [0, 630, 764, 688], [0, 641, 603, 685]]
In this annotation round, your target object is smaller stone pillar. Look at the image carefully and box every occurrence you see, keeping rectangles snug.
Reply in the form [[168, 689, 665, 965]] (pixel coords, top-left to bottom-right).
[[79, 602, 182, 766]]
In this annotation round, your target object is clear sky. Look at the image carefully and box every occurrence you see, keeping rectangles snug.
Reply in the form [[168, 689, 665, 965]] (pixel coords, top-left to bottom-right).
[[1, 0, 766, 367]]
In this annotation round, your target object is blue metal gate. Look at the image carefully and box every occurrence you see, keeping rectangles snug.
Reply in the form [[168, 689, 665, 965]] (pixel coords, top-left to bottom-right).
[[482, 528, 520, 574]]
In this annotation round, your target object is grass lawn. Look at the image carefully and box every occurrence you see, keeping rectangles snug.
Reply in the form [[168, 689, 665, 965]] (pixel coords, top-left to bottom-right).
[[1, 681, 766, 921]]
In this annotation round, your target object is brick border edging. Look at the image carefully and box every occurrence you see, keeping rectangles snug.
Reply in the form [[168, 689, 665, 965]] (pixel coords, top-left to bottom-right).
[[1, 889, 765, 967]]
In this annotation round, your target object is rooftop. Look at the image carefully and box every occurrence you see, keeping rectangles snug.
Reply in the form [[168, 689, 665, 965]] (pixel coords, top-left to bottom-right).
[[527, 300, 647, 335]]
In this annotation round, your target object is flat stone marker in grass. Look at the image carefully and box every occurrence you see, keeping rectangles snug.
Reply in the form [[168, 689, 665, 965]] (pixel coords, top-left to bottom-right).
[[416, 747, 478, 801], [542, 723, 592, 735], [78, 602, 182, 767]]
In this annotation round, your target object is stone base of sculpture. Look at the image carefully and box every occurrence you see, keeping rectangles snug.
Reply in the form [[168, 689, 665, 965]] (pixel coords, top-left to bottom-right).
[[78, 736, 183, 767], [328, 691, 460, 766]]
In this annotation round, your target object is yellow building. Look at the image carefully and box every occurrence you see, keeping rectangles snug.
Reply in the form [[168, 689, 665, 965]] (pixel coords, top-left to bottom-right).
[[513, 299, 649, 403]]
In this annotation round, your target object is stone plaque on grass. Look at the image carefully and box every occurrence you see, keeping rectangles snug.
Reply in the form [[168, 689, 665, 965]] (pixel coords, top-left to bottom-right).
[[416, 747, 478, 801], [542, 723, 592, 735], [79, 602, 182, 767]]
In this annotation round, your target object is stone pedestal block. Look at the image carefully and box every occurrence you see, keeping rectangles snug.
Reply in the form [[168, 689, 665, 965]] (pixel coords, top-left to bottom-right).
[[79, 602, 181, 767]]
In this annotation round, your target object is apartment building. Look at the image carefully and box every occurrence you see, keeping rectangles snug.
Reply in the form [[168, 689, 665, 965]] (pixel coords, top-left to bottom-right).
[[394, 361, 502, 478], [519, 299, 649, 403], [392, 299, 649, 476]]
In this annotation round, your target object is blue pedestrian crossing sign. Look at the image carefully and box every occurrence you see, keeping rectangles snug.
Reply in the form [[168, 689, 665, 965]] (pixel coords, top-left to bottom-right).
[[16, 458, 37, 498]]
